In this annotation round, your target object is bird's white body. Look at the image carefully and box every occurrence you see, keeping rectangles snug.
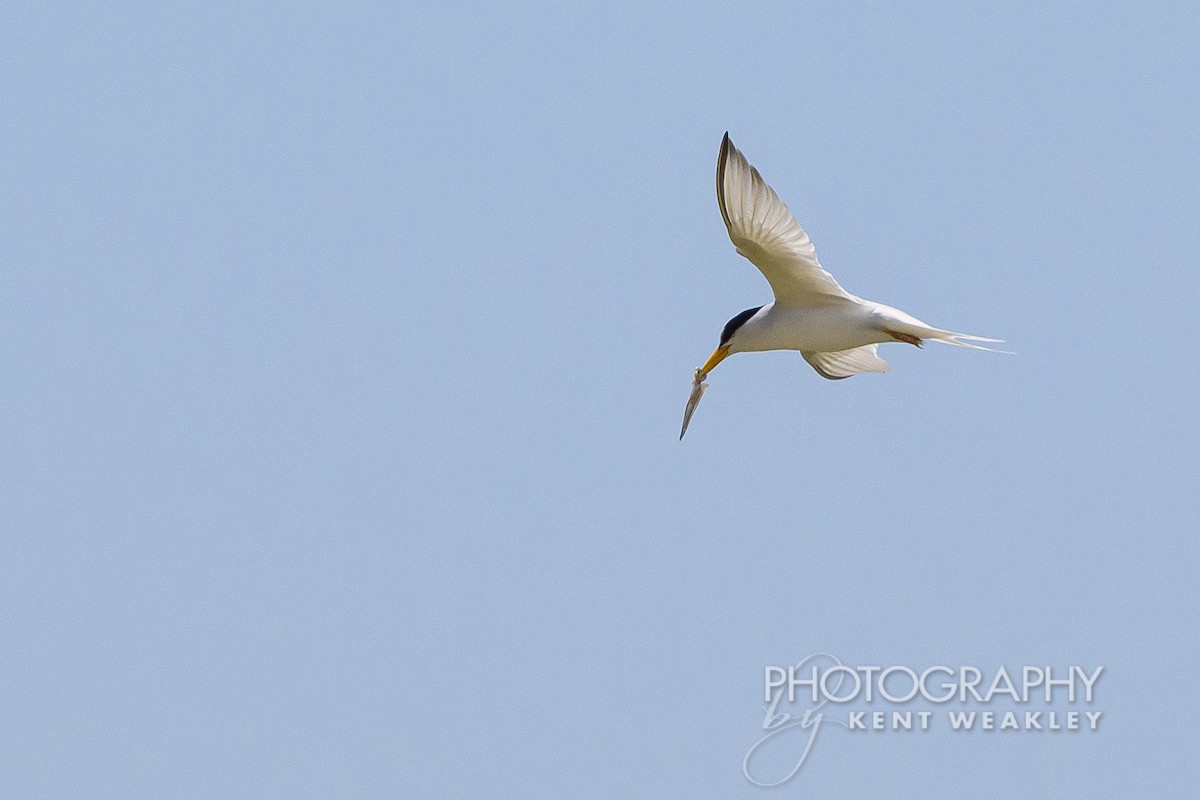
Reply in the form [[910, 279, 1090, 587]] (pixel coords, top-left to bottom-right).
[[729, 300, 913, 355]]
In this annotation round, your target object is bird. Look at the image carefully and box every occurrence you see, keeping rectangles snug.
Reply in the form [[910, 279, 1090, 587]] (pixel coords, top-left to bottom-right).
[[679, 133, 1003, 439]]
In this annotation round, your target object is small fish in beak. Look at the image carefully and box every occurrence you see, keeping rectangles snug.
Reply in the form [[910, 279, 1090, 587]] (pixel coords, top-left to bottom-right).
[[679, 367, 709, 440]]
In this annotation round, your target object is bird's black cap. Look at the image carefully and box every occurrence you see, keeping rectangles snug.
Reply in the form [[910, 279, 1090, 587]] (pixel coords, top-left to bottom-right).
[[719, 306, 763, 347]]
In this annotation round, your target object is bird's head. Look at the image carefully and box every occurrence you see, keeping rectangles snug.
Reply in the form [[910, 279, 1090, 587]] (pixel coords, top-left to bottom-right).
[[701, 305, 763, 373]]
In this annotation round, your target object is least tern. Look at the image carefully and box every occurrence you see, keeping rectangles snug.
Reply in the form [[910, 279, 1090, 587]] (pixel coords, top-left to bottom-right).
[[680, 133, 1002, 439]]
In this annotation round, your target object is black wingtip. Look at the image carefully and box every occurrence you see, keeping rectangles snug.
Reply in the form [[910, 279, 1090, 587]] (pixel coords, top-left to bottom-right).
[[716, 133, 732, 229]]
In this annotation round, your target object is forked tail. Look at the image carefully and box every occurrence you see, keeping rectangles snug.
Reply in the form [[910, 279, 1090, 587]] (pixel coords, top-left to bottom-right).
[[924, 330, 1009, 353], [872, 303, 1010, 353]]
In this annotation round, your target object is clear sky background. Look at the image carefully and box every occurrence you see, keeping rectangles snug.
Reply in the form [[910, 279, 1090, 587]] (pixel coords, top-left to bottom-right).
[[2, 1, 1197, 797]]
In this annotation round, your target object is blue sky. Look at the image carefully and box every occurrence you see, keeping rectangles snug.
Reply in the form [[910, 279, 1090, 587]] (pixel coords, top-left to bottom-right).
[[2, 1, 1197, 797]]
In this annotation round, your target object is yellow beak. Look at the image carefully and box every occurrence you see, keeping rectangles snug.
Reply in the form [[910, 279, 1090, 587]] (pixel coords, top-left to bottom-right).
[[701, 343, 731, 375]]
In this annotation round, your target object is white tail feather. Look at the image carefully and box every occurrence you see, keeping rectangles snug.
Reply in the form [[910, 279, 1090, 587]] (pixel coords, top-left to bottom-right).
[[926, 333, 1012, 353]]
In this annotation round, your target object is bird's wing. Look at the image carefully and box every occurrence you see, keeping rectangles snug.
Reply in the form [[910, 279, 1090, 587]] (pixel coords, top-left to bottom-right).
[[717, 133, 853, 306], [803, 345, 890, 380]]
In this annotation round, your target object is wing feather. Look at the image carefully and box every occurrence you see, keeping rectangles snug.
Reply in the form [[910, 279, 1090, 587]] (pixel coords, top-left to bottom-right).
[[717, 133, 852, 306], [803, 345, 891, 380]]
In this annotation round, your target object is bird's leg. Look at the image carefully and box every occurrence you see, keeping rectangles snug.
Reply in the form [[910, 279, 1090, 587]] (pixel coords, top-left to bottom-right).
[[885, 330, 924, 348]]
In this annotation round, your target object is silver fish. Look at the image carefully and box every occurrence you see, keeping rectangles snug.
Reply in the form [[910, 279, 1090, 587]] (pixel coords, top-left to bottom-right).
[[679, 368, 709, 440]]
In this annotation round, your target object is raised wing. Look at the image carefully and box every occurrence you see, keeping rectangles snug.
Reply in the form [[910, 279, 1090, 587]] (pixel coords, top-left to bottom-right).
[[717, 133, 852, 306]]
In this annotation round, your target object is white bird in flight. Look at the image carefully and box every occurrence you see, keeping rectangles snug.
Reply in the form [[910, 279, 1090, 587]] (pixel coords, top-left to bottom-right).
[[680, 133, 1003, 439]]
